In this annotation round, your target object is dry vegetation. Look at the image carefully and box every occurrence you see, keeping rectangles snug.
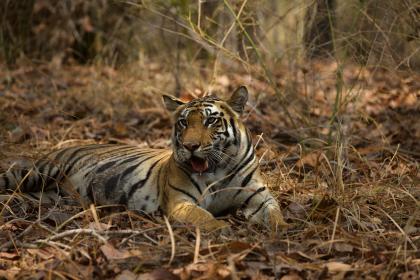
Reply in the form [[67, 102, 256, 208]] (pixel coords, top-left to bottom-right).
[[0, 0, 419, 279]]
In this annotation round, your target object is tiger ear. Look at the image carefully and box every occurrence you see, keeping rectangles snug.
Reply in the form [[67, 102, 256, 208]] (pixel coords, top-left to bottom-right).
[[227, 86, 248, 114], [162, 94, 186, 112]]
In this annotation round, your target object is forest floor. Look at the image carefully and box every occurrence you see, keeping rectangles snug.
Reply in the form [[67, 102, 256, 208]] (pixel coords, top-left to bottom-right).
[[0, 59, 419, 279]]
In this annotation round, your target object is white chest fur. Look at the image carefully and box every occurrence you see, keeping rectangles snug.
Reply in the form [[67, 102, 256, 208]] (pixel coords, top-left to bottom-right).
[[191, 168, 236, 214]]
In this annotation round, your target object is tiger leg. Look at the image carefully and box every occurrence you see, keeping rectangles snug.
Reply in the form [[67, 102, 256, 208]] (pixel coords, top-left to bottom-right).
[[241, 187, 288, 232], [168, 201, 229, 231]]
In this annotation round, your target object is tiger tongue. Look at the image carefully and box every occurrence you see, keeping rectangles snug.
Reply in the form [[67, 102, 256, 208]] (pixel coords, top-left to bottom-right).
[[190, 157, 209, 173]]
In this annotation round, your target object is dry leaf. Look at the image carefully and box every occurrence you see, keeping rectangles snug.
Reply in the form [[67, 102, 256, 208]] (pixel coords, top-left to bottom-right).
[[398, 271, 419, 280], [27, 248, 54, 260], [333, 243, 354, 253], [0, 252, 19, 260], [297, 151, 324, 169], [100, 243, 140, 260], [138, 268, 179, 280], [280, 272, 303, 280], [0, 267, 20, 279], [88, 222, 112, 230], [116, 270, 138, 280], [325, 262, 352, 272]]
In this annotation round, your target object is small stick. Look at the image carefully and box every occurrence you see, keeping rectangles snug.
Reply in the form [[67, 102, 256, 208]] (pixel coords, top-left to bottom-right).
[[193, 226, 201, 264], [328, 206, 340, 254], [163, 215, 176, 265]]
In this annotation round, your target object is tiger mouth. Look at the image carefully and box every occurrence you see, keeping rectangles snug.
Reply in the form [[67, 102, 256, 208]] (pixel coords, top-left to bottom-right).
[[190, 156, 209, 173]]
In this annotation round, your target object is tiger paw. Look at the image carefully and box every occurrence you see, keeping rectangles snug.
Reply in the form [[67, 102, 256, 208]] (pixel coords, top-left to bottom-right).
[[201, 219, 230, 232], [268, 208, 289, 232]]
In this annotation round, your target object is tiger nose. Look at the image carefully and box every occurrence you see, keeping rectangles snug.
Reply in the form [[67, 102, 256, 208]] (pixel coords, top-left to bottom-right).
[[183, 142, 200, 151]]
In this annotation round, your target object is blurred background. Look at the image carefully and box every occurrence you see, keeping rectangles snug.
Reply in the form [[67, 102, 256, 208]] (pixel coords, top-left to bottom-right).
[[1, 0, 419, 69], [1, 0, 419, 154]]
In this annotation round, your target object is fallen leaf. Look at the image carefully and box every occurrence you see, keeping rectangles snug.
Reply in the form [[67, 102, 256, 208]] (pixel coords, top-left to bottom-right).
[[333, 243, 354, 253], [138, 268, 179, 280], [88, 222, 112, 231], [47, 211, 73, 225], [296, 151, 325, 169], [280, 272, 303, 280], [0, 267, 21, 279], [0, 252, 19, 260], [116, 270, 138, 280], [286, 202, 308, 220], [325, 262, 352, 272], [398, 271, 419, 280], [27, 248, 55, 260], [100, 243, 140, 260]]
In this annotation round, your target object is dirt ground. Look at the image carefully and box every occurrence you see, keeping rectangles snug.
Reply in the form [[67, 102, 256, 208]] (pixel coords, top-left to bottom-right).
[[0, 60, 419, 279]]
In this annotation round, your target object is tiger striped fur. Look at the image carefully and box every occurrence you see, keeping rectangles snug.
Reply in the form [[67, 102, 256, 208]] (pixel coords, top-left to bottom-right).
[[0, 86, 287, 232]]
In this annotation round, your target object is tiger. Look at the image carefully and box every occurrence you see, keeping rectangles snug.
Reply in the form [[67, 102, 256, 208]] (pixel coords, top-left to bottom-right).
[[0, 86, 287, 232]]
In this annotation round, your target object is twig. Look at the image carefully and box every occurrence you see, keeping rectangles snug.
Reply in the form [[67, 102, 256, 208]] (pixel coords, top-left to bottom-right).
[[163, 215, 176, 265], [328, 206, 340, 254], [193, 226, 201, 264]]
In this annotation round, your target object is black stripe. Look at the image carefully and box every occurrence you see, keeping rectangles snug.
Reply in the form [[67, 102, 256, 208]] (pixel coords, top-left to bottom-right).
[[118, 193, 128, 205], [224, 149, 255, 187], [83, 148, 152, 172], [179, 166, 202, 195], [126, 156, 166, 198], [64, 153, 92, 174], [249, 198, 273, 218], [156, 165, 163, 199], [241, 187, 266, 208], [118, 155, 142, 166], [86, 182, 95, 203], [222, 118, 229, 136], [118, 162, 141, 181], [227, 135, 251, 172], [33, 160, 51, 188], [62, 146, 96, 174], [90, 146, 141, 164], [50, 148, 68, 162], [168, 183, 198, 204], [2, 174, 10, 188], [103, 174, 121, 199], [96, 159, 119, 173], [37, 159, 50, 174], [241, 165, 257, 187], [105, 156, 154, 198], [63, 146, 135, 175], [19, 168, 31, 191], [233, 165, 258, 198], [40, 166, 61, 189], [236, 153, 255, 175], [51, 145, 83, 162], [229, 117, 239, 145], [237, 131, 252, 165]]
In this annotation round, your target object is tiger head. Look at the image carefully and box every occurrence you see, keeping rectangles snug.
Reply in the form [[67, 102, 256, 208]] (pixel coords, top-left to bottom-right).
[[163, 86, 249, 174]]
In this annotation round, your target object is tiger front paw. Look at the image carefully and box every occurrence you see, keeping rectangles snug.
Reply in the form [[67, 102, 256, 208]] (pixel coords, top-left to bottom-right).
[[201, 219, 230, 232], [268, 207, 289, 232]]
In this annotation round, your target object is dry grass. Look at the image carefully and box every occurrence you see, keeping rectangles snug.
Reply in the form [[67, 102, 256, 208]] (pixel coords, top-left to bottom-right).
[[0, 58, 419, 279]]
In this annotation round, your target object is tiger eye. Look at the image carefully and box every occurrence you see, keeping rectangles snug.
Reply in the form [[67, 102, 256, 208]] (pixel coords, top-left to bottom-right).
[[205, 117, 218, 126], [178, 119, 187, 127]]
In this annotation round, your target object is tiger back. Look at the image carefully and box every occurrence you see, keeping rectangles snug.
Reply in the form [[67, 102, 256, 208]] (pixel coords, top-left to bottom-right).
[[0, 86, 287, 232]]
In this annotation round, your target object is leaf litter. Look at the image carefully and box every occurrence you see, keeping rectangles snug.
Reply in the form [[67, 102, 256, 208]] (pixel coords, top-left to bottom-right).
[[0, 59, 419, 279]]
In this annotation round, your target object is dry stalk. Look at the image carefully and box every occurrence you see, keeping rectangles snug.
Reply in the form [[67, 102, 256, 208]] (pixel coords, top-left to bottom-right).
[[163, 215, 176, 265], [193, 226, 201, 264]]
